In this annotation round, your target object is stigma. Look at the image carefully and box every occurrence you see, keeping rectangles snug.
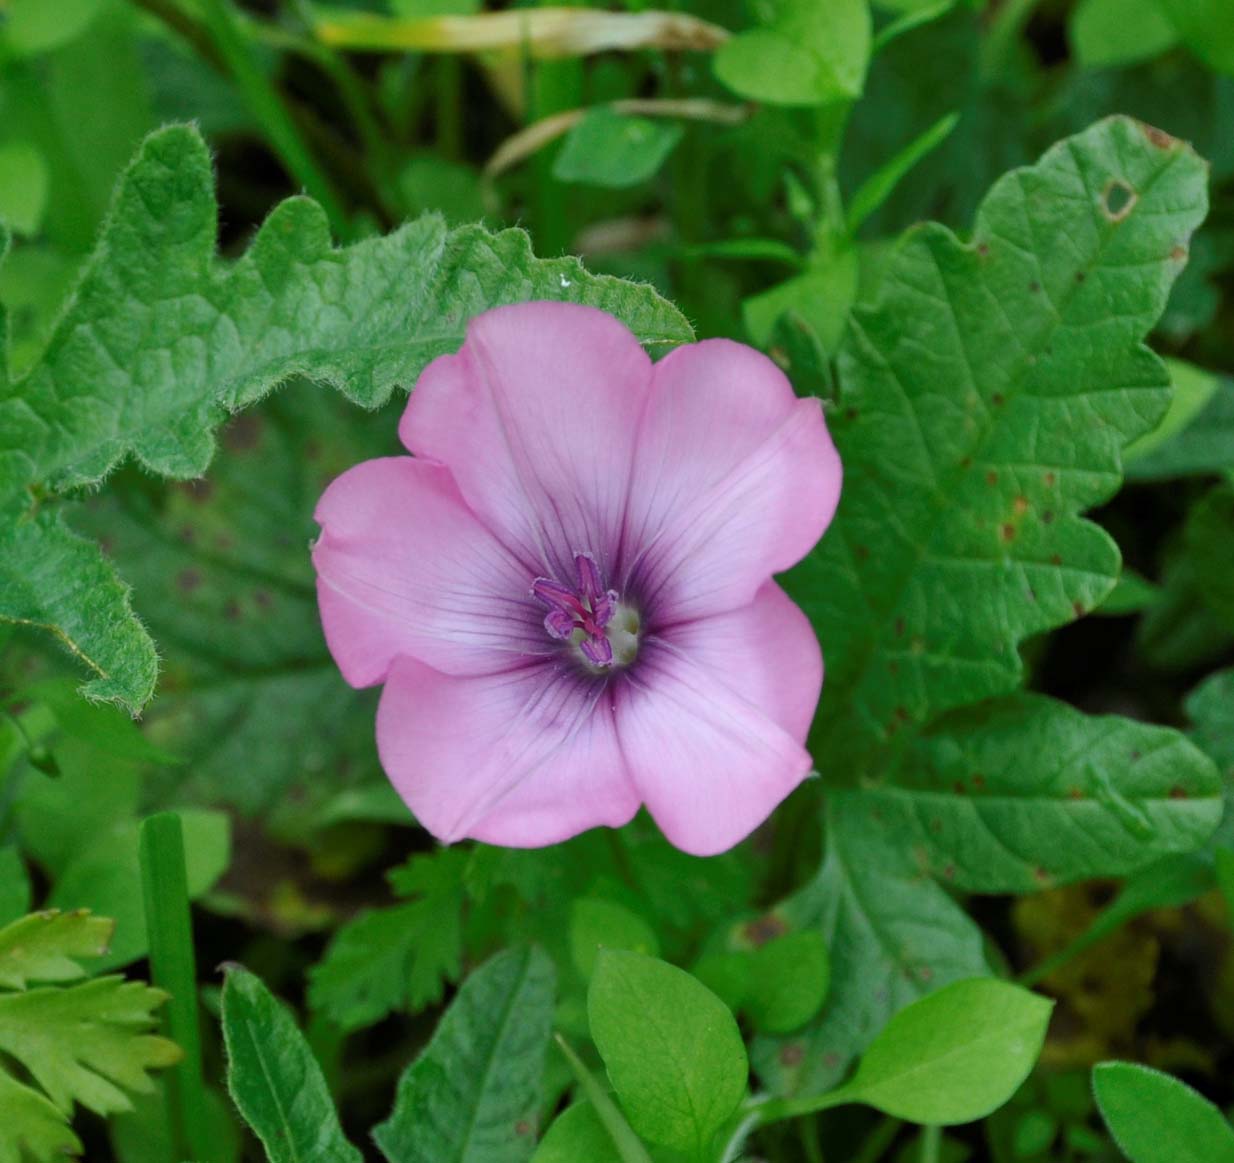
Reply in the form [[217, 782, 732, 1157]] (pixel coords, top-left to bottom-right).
[[532, 552, 640, 671]]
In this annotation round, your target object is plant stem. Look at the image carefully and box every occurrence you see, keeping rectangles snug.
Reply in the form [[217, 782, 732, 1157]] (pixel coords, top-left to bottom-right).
[[919, 1124, 941, 1163], [853, 1117, 904, 1163], [140, 812, 213, 1163], [194, 0, 353, 239]]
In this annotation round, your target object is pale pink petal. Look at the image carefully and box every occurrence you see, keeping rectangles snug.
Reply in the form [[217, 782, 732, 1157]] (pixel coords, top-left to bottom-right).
[[377, 656, 639, 846], [313, 457, 541, 686], [615, 599, 817, 857], [398, 302, 653, 580], [623, 339, 841, 623], [663, 581, 823, 743]]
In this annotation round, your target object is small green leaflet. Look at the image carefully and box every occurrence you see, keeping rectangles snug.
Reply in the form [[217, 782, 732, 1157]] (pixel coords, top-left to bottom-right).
[[1093, 1062, 1234, 1163], [221, 965, 362, 1163], [829, 979, 1052, 1124], [553, 109, 683, 189], [587, 950, 748, 1162], [0, 124, 692, 712], [373, 946, 556, 1163], [787, 115, 1208, 772], [0, 909, 113, 989]]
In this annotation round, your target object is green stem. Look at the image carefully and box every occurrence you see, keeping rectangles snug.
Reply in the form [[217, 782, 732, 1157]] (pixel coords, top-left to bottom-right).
[[853, 1117, 904, 1163], [799, 1116, 825, 1163], [140, 812, 212, 1163], [919, 1124, 941, 1163], [195, 0, 353, 239]]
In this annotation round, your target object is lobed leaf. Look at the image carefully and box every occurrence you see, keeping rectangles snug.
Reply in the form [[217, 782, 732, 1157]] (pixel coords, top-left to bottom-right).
[[0, 909, 112, 990], [0, 123, 692, 711], [788, 115, 1208, 773]]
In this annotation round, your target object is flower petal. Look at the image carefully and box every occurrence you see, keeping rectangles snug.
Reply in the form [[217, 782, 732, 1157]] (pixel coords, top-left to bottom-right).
[[623, 339, 841, 623], [615, 592, 817, 857], [313, 457, 541, 685], [377, 656, 640, 847], [398, 302, 653, 580]]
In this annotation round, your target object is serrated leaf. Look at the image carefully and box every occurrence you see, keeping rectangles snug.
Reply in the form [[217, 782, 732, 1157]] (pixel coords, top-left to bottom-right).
[[0, 910, 113, 989], [0, 123, 691, 712], [0, 975, 180, 1115], [308, 849, 467, 1030], [851, 693, 1222, 893], [1093, 1062, 1234, 1163], [0, 1069, 81, 1163], [373, 946, 556, 1163], [221, 965, 361, 1163], [787, 116, 1208, 774]]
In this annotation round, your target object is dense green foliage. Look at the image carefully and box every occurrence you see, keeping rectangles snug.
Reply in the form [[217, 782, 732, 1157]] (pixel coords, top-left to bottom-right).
[[2, 1, 1234, 1161]]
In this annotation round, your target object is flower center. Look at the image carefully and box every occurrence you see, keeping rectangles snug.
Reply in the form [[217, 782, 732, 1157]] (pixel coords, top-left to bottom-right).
[[532, 552, 640, 671]]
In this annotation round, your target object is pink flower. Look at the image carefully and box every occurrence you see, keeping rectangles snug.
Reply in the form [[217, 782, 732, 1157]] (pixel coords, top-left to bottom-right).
[[312, 303, 841, 856]]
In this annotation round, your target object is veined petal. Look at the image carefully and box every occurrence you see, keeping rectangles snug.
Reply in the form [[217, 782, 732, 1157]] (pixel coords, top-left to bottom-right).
[[615, 587, 818, 856], [623, 339, 841, 623], [399, 302, 653, 579], [313, 457, 540, 685], [377, 657, 640, 846]]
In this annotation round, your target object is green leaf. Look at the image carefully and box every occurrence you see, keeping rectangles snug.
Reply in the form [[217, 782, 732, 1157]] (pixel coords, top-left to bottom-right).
[[373, 946, 556, 1163], [0, 909, 112, 989], [0, 975, 181, 1114], [308, 850, 467, 1030], [0, 143, 49, 237], [29, 676, 179, 765], [1124, 359, 1225, 471], [0, 1069, 81, 1163], [570, 898, 660, 980], [1185, 482, 1234, 628], [533, 1102, 625, 1163], [715, 0, 872, 106], [1069, 0, 1179, 69], [751, 796, 988, 1097], [849, 693, 1222, 893], [744, 931, 831, 1035], [0, 509, 159, 707], [846, 112, 960, 234], [0, 0, 105, 55], [553, 109, 683, 189], [832, 978, 1052, 1123], [0, 123, 691, 712], [221, 965, 361, 1163], [787, 115, 1208, 774], [0, 848, 31, 927], [1093, 1062, 1234, 1163], [47, 811, 231, 971], [1158, 0, 1234, 74], [551, 1038, 656, 1163], [1125, 375, 1234, 479], [587, 950, 747, 1160], [743, 251, 859, 353], [1187, 668, 1234, 777]]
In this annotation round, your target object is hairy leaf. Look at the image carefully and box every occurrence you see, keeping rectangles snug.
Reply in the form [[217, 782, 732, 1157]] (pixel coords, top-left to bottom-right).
[[373, 946, 556, 1163], [788, 116, 1208, 773], [0, 124, 692, 711], [221, 965, 361, 1163]]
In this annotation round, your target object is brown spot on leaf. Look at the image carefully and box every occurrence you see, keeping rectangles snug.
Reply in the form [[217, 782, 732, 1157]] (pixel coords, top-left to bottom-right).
[[1171, 244, 1188, 262], [977, 242, 990, 256], [1001, 523, 1017, 542], [1073, 600, 1086, 617], [1170, 785, 1188, 800], [1140, 122, 1176, 149], [972, 773, 986, 789], [1050, 553, 1063, 566], [1029, 280, 1041, 293], [223, 599, 242, 621], [1075, 271, 1086, 283], [986, 470, 999, 486], [953, 780, 967, 795], [846, 407, 860, 421], [1044, 471, 1057, 487], [180, 479, 214, 504], [222, 414, 263, 452], [991, 392, 1006, 407], [780, 1044, 805, 1067], [1042, 509, 1055, 524], [515, 1121, 532, 1137], [855, 544, 870, 561], [1068, 787, 1084, 800], [176, 568, 202, 593], [744, 914, 789, 947], [894, 617, 906, 637], [1013, 495, 1029, 515]]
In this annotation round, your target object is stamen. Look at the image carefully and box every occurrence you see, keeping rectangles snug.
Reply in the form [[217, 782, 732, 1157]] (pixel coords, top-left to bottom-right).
[[530, 554, 638, 671]]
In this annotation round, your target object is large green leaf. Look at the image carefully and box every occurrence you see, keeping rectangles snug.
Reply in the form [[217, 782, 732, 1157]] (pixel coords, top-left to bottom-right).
[[848, 693, 1222, 893], [0, 123, 692, 711], [373, 946, 556, 1163], [221, 965, 361, 1163], [788, 115, 1208, 773]]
